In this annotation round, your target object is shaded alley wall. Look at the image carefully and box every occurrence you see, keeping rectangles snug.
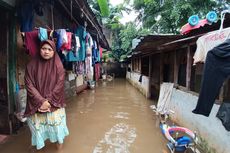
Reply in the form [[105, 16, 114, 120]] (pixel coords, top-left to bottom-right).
[[102, 62, 126, 78]]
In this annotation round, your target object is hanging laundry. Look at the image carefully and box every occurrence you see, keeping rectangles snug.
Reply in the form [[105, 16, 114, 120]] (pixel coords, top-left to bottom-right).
[[61, 32, 72, 51], [86, 33, 93, 47], [92, 40, 99, 64], [25, 30, 40, 57], [75, 26, 87, 61], [71, 33, 76, 54], [95, 63, 101, 81], [94, 40, 98, 49], [85, 56, 93, 80], [57, 51, 65, 65], [97, 48, 101, 62], [70, 34, 81, 59], [75, 36, 81, 55], [99, 46, 103, 58], [66, 51, 77, 62], [75, 36, 81, 48], [192, 39, 230, 117], [62, 50, 68, 57], [73, 35, 81, 60], [156, 83, 174, 115], [85, 33, 92, 56], [74, 62, 85, 75], [193, 27, 230, 65], [55, 29, 68, 51], [38, 27, 48, 41], [49, 30, 54, 40], [216, 102, 230, 131], [18, 0, 34, 32], [86, 44, 92, 57], [89, 34, 94, 48]]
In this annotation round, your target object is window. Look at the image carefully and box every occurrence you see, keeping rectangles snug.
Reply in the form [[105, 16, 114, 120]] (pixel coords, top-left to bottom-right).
[[132, 57, 141, 72], [141, 56, 149, 76], [177, 50, 187, 87]]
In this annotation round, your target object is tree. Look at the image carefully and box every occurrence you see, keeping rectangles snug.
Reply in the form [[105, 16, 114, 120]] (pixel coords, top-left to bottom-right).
[[133, 0, 219, 34], [97, 0, 110, 17], [88, 0, 151, 61]]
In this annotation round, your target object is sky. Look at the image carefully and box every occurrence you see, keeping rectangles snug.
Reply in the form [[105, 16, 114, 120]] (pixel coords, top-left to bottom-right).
[[110, 0, 124, 6], [109, 0, 138, 25]]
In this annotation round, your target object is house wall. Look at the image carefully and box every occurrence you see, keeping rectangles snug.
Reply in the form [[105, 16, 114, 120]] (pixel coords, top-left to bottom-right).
[[0, 8, 11, 134], [141, 56, 149, 76], [126, 72, 150, 98], [170, 88, 230, 153], [76, 74, 84, 87], [162, 52, 174, 82], [150, 54, 161, 99], [103, 62, 126, 78], [128, 46, 230, 152]]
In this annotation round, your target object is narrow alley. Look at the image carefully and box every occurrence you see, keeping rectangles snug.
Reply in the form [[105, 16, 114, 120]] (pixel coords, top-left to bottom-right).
[[0, 79, 168, 153]]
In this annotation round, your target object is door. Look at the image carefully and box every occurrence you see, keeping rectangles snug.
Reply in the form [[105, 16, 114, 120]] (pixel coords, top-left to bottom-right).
[[0, 6, 13, 134]]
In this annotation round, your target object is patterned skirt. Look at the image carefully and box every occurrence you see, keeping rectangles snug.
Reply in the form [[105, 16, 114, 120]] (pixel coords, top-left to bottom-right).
[[27, 108, 69, 150]]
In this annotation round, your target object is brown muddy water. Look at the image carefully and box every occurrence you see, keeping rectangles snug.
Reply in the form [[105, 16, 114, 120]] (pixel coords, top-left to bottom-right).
[[0, 79, 170, 153]]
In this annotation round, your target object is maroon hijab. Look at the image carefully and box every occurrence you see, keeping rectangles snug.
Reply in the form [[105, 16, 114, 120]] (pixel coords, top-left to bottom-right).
[[24, 40, 66, 117]]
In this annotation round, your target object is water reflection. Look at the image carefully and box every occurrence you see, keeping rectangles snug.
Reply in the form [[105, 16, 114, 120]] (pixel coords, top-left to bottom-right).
[[0, 79, 167, 153], [93, 123, 136, 153], [110, 112, 130, 120]]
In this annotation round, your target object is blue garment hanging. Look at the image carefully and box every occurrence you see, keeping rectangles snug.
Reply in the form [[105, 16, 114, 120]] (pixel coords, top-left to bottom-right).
[[66, 51, 77, 62], [38, 27, 48, 41]]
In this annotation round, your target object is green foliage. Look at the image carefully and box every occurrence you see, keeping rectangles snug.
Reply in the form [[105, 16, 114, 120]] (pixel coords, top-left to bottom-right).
[[88, 0, 104, 23], [111, 23, 151, 61], [89, 0, 221, 61], [133, 0, 219, 34], [97, 0, 110, 17], [119, 23, 137, 52]]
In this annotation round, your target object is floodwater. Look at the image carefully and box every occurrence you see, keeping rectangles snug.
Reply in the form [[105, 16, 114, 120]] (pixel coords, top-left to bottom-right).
[[0, 79, 169, 153]]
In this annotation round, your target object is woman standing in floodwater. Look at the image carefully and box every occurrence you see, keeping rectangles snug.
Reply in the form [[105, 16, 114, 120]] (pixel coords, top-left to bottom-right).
[[24, 40, 69, 152]]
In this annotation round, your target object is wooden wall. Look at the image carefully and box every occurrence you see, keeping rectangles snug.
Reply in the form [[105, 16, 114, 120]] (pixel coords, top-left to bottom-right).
[[141, 56, 149, 76], [149, 54, 160, 99]]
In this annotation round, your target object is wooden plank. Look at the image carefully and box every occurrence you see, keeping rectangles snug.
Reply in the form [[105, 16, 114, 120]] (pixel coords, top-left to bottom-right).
[[173, 50, 178, 84], [8, 12, 17, 134], [148, 55, 152, 98], [160, 53, 163, 83], [149, 55, 152, 78], [186, 46, 192, 90]]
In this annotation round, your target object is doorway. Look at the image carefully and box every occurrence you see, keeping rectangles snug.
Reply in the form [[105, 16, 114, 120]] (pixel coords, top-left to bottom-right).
[[0, 5, 17, 134]]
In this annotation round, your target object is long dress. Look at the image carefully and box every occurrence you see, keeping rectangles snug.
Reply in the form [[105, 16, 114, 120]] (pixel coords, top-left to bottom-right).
[[27, 108, 69, 149], [24, 40, 69, 150]]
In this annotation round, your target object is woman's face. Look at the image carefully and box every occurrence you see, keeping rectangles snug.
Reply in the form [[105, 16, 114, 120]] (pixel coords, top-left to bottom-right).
[[40, 44, 54, 60]]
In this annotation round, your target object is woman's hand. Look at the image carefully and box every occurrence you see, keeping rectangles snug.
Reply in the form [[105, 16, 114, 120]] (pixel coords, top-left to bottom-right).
[[38, 100, 51, 112]]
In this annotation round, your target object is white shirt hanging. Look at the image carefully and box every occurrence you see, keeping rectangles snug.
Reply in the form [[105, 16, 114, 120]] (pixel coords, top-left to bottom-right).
[[193, 27, 230, 65]]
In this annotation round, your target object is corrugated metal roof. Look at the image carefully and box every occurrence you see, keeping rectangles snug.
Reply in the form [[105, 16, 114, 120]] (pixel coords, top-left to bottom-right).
[[129, 14, 230, 58], [132, 34, 185, 55]]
